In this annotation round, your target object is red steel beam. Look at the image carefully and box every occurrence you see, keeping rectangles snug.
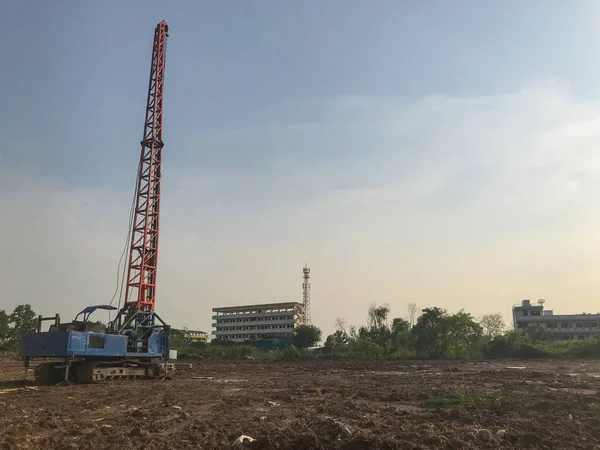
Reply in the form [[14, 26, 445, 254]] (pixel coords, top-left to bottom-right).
[[124, 21, 169, 312]]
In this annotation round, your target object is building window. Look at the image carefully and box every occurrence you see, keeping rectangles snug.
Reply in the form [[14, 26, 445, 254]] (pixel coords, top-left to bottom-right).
[[576, 323, 584, 328], [561, 323, 570, 328]]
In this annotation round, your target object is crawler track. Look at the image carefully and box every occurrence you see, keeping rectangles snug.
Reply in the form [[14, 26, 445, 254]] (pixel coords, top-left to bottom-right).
[[33, 360, 164, 384]]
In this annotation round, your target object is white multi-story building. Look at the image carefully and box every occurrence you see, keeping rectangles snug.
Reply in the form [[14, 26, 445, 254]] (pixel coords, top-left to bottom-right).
[[512, 299, 600, 341], [212, 302, 305, 343]]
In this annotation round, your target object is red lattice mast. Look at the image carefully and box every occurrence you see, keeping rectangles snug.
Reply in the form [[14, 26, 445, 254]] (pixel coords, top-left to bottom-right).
[[124, 21, 169, 312]]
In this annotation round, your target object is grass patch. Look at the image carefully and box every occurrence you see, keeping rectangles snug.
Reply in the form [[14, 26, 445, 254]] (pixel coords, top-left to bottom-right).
[[422, 390, 507, 409]]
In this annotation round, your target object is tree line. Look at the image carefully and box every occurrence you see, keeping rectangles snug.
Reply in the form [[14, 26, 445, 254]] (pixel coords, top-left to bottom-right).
[[0, 304, 38, 352], [323, 303, 600, 359], [5, 302, 600, 360]]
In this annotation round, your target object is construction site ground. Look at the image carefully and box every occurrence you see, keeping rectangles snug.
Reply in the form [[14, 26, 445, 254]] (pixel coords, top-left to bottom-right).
[[1, 356, 600, 449]]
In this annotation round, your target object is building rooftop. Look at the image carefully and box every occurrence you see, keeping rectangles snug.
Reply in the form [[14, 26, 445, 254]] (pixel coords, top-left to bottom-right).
[[212, 301, 302, 312], [513, 299, 600, 322], [516, 314, 600, 321], [174, 328, 208, 334]]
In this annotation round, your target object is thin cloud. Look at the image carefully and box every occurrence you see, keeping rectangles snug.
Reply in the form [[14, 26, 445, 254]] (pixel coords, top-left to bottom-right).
[[2, 81, 600, 335]]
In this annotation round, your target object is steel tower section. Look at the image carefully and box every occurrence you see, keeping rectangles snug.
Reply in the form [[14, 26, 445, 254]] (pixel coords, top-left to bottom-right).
[[124, 21, 169, 312], [302, 266, 311, 325]]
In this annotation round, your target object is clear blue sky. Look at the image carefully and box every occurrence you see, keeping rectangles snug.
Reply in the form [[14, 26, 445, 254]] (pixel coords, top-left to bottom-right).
[[3, 1, 600, 334]]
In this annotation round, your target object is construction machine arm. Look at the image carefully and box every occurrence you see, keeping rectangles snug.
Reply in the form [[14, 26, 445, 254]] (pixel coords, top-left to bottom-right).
[[124, 21, 169, 313]]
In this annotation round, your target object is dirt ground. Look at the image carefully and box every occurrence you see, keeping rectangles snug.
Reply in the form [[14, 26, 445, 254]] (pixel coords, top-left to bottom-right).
[[1, 357, 600, 449]]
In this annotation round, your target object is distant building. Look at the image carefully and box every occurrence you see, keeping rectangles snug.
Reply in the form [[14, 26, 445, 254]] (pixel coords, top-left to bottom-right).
[[174, 329, 208, 343], [212, 302, 304, 343], [512, 299, 600, 341]]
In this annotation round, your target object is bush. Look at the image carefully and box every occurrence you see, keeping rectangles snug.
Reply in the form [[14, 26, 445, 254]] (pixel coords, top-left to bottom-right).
[[538, 337, 600, 358], [485, 331, 553, 359], [513, 344, 551, 359]]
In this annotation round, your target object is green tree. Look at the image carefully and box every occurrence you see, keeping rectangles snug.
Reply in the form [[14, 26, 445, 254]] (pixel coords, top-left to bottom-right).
[[446, 311, 483, 357], [9, 304, 37, 344], [324, 330, 349, 349], [345, 323, 386, 356], [391, 317, 410, 334], [480, 313, 505, 340], [367, 304, 390, 329], [294, 325, 322, 349], [0, 310, 9, 343], [412, 307, 449, 358], [411, 308, 482, 358], [390, 317, 411, 350], [364, 305, 394, 349]]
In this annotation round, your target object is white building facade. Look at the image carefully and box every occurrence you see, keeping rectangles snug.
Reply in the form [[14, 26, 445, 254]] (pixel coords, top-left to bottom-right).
[[212, 302, 305, 343], [513, 299, 600, 341]]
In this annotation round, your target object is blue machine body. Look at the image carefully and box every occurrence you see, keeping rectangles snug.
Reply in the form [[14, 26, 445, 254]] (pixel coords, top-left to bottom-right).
[[20, 331, 165, 359], [19, 305, 170, 361]]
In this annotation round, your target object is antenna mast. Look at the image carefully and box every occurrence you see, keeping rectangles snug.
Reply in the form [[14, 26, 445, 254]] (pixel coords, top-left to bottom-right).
[[302, 265, 311, 325], [124, 21, 169, 312]]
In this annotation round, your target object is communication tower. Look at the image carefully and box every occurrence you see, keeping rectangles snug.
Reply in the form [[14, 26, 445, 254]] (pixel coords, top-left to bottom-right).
[[303, 265, 311, 325]]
